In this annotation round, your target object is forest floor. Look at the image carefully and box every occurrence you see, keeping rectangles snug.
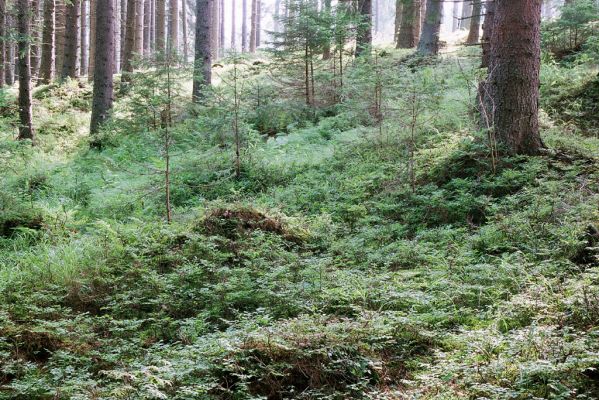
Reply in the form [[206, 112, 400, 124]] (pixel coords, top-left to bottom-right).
[[0, 46, 598, 399]]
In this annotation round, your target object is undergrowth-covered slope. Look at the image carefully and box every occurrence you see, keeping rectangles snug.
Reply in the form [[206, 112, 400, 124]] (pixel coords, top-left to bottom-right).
[[0, 48, 598, 399]]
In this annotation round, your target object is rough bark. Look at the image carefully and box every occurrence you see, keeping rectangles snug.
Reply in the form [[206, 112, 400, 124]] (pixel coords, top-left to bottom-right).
[[192, 0, 212, 102], [16, 0, 35, 143], [31, 0, 42, 78], [135, 0, 144, 54], [156, 0, 166, 53], [143, 0, 150, 55], [413, 0, 421, 44], [39, 0, 55, 84], [122, 0, 136, 80], [394, 0, 402, 44], [480, 0, 495, 68], [89, 0, 96, 80], [114, 0, 121, 72], [255, 0, 260, 47], [355, 0, 372, 56], [0, 0, 7, 87], [169, 0, 179, 53], [61, 0, 81, 79], [182, 0, 189, 61], [90, 0, 115, 136], [220, 0, 226, 52], [231, 0, 237, 48], [397, 0, 417, 48], [5, 11, 15, 86], [322, 0, 331, 59], [249, 0, 256, 53], [487, 0, 543, 155], [55, 0, 66, 75], [466, 0, 482, 44], [417, 0, 442, 55]]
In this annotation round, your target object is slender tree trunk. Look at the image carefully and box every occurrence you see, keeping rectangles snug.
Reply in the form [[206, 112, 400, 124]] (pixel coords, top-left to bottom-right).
[[39, 0, 56, 84], [80, 0, 88, 75], [273, 0, 280, 35], [355, 0, 372, 56], [143, 0, 151, 55], [242, 0, 247, 52], [417, 0, 442, 55], [413, 0, 422, 44], [0, 0, 7, 87], [149, 0, 155, 51], [31, 0, 42, 79], [220, 0, 225, 52], [255, 0, 261, 47], [487, 0, 543, 155], [16, 0, 35, 143], [192, 0, 212, 102], [114, 0, 121, 72], [322, 0, 331, 59], [121, 0, 127, 60], [231, 0, 237, 48], [135, 0, 144, 54], [89, 0, 96, 80], [452, 0, 459, 31], [62, 0, 81, 79], [394, 0, 402, 44], [466, 0, 482, 44], [460, 0, 473, 29], [55, 0, 66, 75], [122, 0, 136, 81], [249, 0, 256, 53], [397, 0, 416, 48], [5, 11, 15, 86], [182, 0, 188, 61], [156, 0, 166, 53], [480, 0, 495, 68], [90, 0, 115, 136], [169, 0, 179, 53]]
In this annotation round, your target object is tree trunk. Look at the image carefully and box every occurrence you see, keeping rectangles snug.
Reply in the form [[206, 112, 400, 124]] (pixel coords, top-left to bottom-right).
[[122, 0, 136, 80], [466, 0, 482, 44], [121, 0, 127, 60], [397, 0, 416, 48], [90, 0, 115, 136], [394, 0, 402, 44], [231, 0, 237, 48], [255, 0, 260, 47], [221, 0, 226, 52], [460, 0, 473, 29], [55, 0, 66, 75], [114, 0, 121, 72], [322, 0, 331, 59], [355, 0, 372, 56], [192, 0, 212, 102], [16, 0, 35, 143], [417, 0, 442, 55], [80, 0, 88, 75], [242, 0, 247, 52], [156, 0, 166, 53], [143, 0, 151, 55], [273, 0, 280, 35], [62, 0, 81, 79], [88, 0, 96, 80], [487, 0, 543, 155], [169, 0, 179, 53], [480, 0, 495, 68], [135, 0, 144, 54], [0, 0, 7, 87], [451, 0, 459, 31], [182, 0, 189, 61], [31, 0, 42, 79], [249, 0, 256, 53], [39, 0, 56, 84]]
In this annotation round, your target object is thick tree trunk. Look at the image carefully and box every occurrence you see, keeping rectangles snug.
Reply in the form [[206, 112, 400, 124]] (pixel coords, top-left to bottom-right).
[[249, 0, 256, 53], [413, 0, 421, 44], [394, 0, 402, 44], [169, 0, 179, 53], [80, 0, 88, 75], [480, 0, 495, 68], [460, 0, 473, 29], [242, 0, 247, 52], [322, 0, 331, 59], [122, 0, 136, 81], [182, 0, 189, 61], [121, 0, 127, 60], [466, 0, 482, 44], [114, 0, 121, 72], [487, 0, 543, 155], [39, 0, 56, 84], [355, 0, 372, 56], [143, 0, 151, 55], [417, 0, 442, 55], [0, 0, 7, 87], [210, 0, 219, 57], [61, 0, 81, 79], [156, 0, 166, 53], [90, 0, 115, 136], [31, 0, 42, 79], [397, 0, 416, 48], [192, 0, 212, 102], [55, 0, 66, 76], [16, 0, 35, 143]]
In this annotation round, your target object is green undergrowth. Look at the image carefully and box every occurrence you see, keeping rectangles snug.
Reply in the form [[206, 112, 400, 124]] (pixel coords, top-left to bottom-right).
[[0, 48, 598, 399]]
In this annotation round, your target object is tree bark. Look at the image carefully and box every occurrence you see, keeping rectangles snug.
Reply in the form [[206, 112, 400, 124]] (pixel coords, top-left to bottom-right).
[[394, 0, 402, 44], [143, 0, 151, 55], [0, 0, 7, 87], [89, 0, 96, 80], [192, 0, 212, 102], [220, 0, 226, 52], [249, 0, 256, 53], [55, 0, 66, 76], [397, 0, 416, 48], [322, 0, 331, 59], [182, 0, 189, 61], [169, 0, 179, 53], [466, 0, 482, 44], [417, 0, 442, 55], [122, 0, 136, 81], [80, 0, 88, 75], [231, 0, 237, 48], [480, 0, 495, 68], [242, 0, 247, 52], [31, 0, 42, 79], [16, 0, 35, 143], [135, 0, 144, 54], [114, 0, 121, 72], [90, 0, 115, 136], [460, 0, 473, 29], [487, 0, 543, 155], [355, 0, 372, 56], [255, 0, 260, 47], [413, 0, 421, 44], [156, 0, 166, 53], [39, 0, 56, 84], [61, 0, 81, 79]]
